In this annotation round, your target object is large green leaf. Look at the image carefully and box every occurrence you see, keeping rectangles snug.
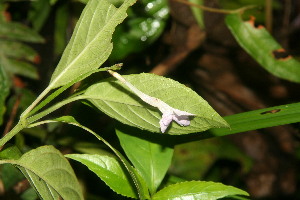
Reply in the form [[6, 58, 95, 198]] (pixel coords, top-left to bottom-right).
[[0, 145, 84, 200], [0, 64, 9, 125], [152, 181, 249, 200], [83, 73, 229, 135], [226, 13, 300, 83], [49, 0, 136, 89], [116, 124, 174, 194], [66, 153, 137, 198]]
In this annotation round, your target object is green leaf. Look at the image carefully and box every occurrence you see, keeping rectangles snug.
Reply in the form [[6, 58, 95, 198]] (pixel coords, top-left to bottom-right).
[[66, 153, 137, 198], [116, 124, 174, 194], [0, 145, 22, 160], [170, 138, 252, 180], [28, 0, 51, 31], [83, 73, 229, 135], [188, 0, 204, 28], [21, 187, 39, 200], [110, 0, 169, 60], [54, 2, 69, 55], [0, 40, 39, 62], [210, 102, 300, 137], [0, 64, 9, 125], [0, 145, 84, 200], [49, 0, 136, 89], [51, 116, 150, 199], [226, 13, 300, 83], [1, 56, 39, 80], [0, 21, 44, 43], [0, 164, 25, 191], [152, 181, 249, 200], [165, 102, 300, 144]]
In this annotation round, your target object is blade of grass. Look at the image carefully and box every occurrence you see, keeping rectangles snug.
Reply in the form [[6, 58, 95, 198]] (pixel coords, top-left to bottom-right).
[[167, 102, 300, 144]]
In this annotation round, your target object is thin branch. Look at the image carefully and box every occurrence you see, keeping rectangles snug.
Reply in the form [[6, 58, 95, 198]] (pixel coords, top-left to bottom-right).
[[3, 95, 21, 136], [265, 0, 273, 32], [173, 0, 256, 14]]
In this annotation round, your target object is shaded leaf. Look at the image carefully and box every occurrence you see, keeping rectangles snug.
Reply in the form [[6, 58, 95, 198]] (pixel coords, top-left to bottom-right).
[[0, 40, 39, 62], [83, 73, 229, 135], [0, 21, 44, 43], [170, 139, 252, 180], [0, 145, 84, 200], [116, 124, 174, 194], [0, 64, 9, 125], [54, 2, 69, 55], [152, 181, 249, 200], [226, 14, 300, 83], [28, 0, 51, 31], [110, 0, 169, 60], [49, 0, 136, 89], [66, 153, 137, 198], [1, 56, 39, 79], [0, 164, 24, 191], [188, 0, 204, 28]]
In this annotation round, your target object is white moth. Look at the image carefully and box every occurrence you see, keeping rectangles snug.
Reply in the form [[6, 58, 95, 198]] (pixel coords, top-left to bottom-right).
[[108, 70, 195, 133]]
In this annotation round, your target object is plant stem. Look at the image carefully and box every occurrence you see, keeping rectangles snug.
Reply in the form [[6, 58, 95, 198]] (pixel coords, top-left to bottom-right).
[[265, 0, 273, 32], [20, 86, 52, 119], [27, 95, 85, 124], [0, 120, 27, 147]]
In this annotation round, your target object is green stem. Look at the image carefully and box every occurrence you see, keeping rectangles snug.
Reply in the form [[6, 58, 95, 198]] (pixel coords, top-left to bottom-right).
[[27, 95, 85, 124], [20, 86, 52, 119], [0, 120, 27, 147]]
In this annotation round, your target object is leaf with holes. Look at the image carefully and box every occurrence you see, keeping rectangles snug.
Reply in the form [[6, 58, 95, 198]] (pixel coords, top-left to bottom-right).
[[82, 73, 229, 135], [226, 13, 300, 83], [0, 145, 83, 200], [49, 0, 136, 89]]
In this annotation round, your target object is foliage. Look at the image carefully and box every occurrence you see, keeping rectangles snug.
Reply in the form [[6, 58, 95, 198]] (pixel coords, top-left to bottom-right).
[[0, 0, 299, 199]]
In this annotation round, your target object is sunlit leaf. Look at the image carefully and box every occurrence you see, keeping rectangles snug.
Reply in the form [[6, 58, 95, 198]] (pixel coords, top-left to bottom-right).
[[49, 0, 136, 89], [66, 153, 137, 198], [226, 14, 300, 83], [152, 181, 249, 200], [0, 146, 84, 200], [116, 124, 174, 194], [83, 73, 229, 135]]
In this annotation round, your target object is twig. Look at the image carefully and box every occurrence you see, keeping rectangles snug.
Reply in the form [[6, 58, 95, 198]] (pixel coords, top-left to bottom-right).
[[265, 0, 273, 32], [173, 0, 256, 14], [3, 95, 21, 136]]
